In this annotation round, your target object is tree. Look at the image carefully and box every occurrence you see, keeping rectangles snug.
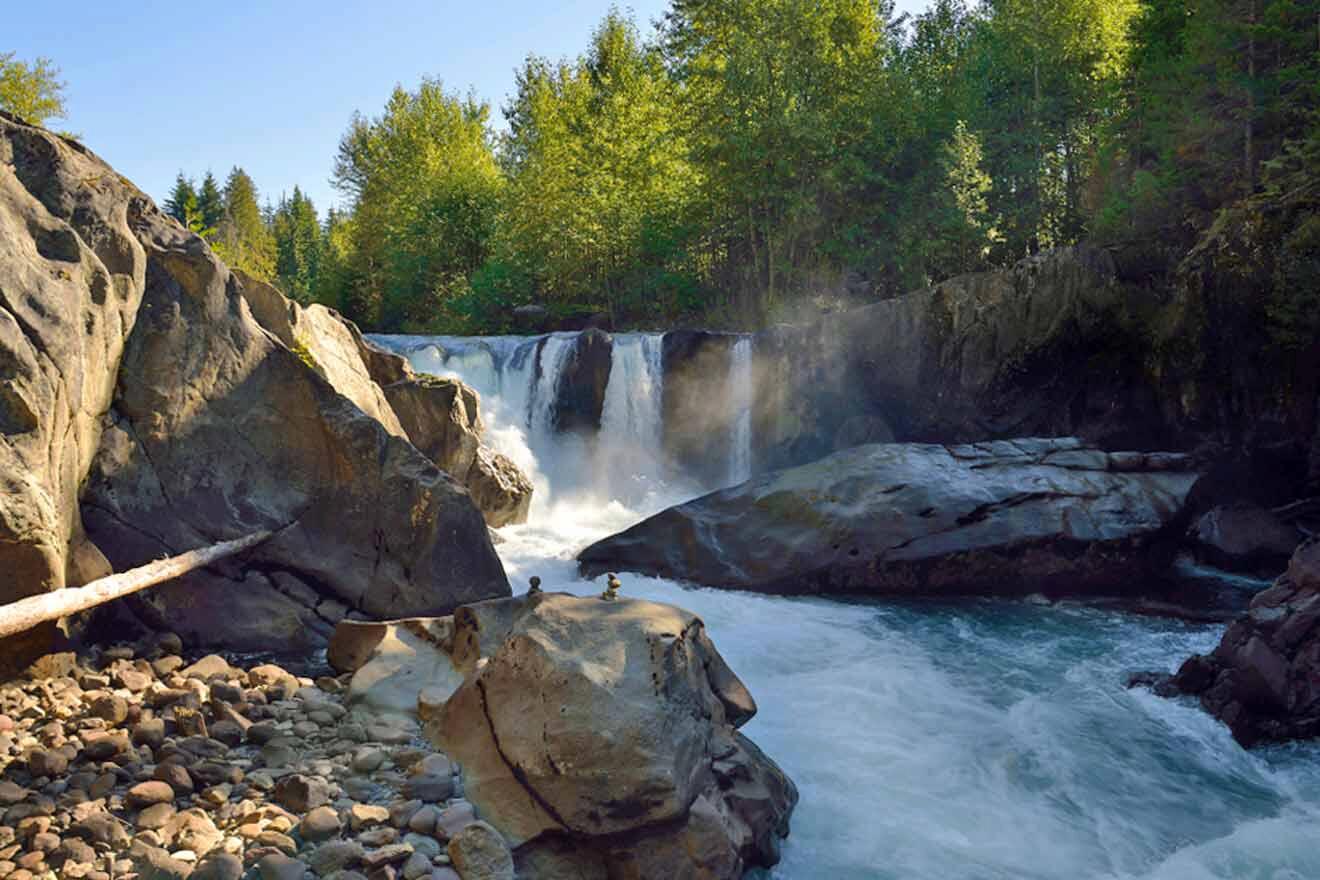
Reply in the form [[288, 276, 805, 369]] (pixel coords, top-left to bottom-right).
[[214, 167, 276, 279], [499, 11, 700, 321], [332, 79, 503, 330], [0, 52, 66, 127], [272, 187, 324, 305], [196, 172, 225, 235], [163, 173, 198, 226]]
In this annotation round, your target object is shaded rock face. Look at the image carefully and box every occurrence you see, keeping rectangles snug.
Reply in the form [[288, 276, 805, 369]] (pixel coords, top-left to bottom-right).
[[552, 328, 612, 435], [1188, 505, 1300, 576], [429, 593, 795, 879], [0, 115, 511, 652], [383, 377, 533, 528], [79, 215, 510, 648], [0, 115, 145, 659], [1167, 539, 1320, 746], [662, 331, 742, 486], [581, 438, 1199, 597]]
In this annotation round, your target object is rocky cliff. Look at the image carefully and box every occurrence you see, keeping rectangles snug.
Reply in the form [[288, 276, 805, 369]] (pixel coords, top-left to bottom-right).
[[750, 246, 1319, 503], [0, 114, 523, 660]]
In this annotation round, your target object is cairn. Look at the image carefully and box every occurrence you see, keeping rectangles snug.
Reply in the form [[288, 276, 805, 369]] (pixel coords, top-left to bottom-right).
[[601, 573, 622, 601]]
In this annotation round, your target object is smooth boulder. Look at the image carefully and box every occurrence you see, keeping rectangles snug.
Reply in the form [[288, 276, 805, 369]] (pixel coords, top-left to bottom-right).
[[581, 438, 1198, 596], [429, 593, 794, 879]]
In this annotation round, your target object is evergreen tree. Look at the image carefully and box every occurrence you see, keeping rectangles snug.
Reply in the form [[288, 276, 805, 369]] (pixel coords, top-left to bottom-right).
[[272, 187, 324, 305], [163, 173, 198, 226], [196, 172, 225, 235], [214, 167, 276, 279]]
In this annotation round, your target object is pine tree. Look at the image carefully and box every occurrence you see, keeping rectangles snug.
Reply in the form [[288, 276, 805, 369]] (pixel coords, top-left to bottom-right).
[[272, 187, 325, 305], [196, 172, 225, 235], [163, 173, 198, 226], [214, 167, 276, 279]]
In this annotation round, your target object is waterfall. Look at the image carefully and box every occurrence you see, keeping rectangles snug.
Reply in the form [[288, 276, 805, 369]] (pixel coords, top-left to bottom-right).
[[597, 334, 672, 507], [727, 336, 754, 486]]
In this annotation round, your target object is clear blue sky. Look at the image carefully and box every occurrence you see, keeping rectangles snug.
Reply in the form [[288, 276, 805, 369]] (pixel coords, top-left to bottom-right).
[[12, 1, 929, 213]]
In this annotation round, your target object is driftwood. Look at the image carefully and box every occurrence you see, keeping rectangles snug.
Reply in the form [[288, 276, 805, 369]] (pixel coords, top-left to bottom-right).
[[0, 531, 274, 640]]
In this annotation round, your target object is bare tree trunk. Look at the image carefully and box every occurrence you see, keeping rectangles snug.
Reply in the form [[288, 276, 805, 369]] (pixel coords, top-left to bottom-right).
[[0, 531, 274, 640]]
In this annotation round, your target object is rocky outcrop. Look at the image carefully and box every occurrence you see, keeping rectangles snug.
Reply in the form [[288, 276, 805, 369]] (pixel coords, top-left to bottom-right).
[[552, 328, 612, 435], [234, 271, 405, 438], [1187, 505, 1301, 576], [0, 113, 512, 654], [0, 114, 146, 659], [661, 331, 744, 487], [751, 246, 1319, 494], [428, 593, 796, 879], [581, 438, 1199, 597], [383, 376, 533, 527], [1163, 539, 1320, 746]]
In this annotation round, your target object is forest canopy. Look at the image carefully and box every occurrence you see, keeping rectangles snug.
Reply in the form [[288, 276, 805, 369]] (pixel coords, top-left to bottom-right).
[[155, 0, 1319, 334]]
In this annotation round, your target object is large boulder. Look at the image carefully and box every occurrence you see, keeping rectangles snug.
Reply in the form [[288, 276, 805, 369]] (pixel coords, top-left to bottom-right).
[[0, 118, 511, 650], [0, 114, 144, 662], [581, 438, 1199, 597], [383, 376, 533, 527], [1165, 539, 1320, 745], [429, 593, 795, 879], [234, 270, 405, 438], [1188, 504, 1301, 575]]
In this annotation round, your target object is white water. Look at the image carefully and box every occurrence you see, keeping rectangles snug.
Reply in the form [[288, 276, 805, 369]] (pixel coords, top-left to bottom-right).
[[378, 332, 1320, 880], [728, 336, 754, 485]]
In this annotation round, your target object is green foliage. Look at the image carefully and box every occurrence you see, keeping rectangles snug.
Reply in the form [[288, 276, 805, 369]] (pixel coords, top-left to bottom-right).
[[213, 167, 276, 279], [272, 187, 324, 305], [0, 52, 66, 127]]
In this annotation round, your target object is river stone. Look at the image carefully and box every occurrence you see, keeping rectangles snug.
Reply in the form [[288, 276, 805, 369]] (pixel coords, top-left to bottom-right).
[[446, 821, 513, 880], [308, 840, 365, 874], [127, 782, 175, 809], [272, 775, 328, 813], [580, 439, 1198, 597], [431, 592, 794, 877], [337, 618, 463, 716], [191, 851, 242, 880], [135, 803, 176, 831], [26, 750, 67, 778], [256, 853, 306, 880], [129, 841, 191, 880], [300, 805, 342, 842]]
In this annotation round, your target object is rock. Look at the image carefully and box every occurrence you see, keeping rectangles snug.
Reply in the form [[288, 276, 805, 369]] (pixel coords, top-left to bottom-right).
[[88, 694, 128, 724], [308, 840, 364, 875], [550, 329, 613, 437], [300, 806, 342, 842], [335, 619, 463, 716], [383, 376, 533, 528], [402, 851, 432, 880], [128, 841, 192, 880], [349, 804, 389, 831], [26, 750, 67, 778], [136, 803, 176, 831], [235, 270, 406, 439], [81, 730, 131, 761], [464, 448, 533, 529], [248, 665, 298, 695], [581, 439, 1198, 598], [133, 718, 166, 750], [190, 852, 242, 880], [1189, 505, 1300, 574], [1167, 538, 1320, 745], [402, 775, 451, 804], [432, 802, 476, 841], [255, 853, 306, 880], [0, 782, 27, 806], [406, 805, 439, 835], [180, 656, 231, 681], [446, 822, 513, 880], [431, 593, 794, 877], [165, 811, 222, 858], [272, 775, 329, 813], [127, 782, 176, 809], [0, 110, 508, 653], [68, 813, 130, 848]]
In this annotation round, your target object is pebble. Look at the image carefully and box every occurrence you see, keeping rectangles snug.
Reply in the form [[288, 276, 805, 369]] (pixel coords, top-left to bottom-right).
[[126, 781, 175, 808], [300, 805, 342, 841], [447, 822, 514, 880], [191, 851, 243, 880], [349, 803, 390, 831], [255, 852, 306, 880]]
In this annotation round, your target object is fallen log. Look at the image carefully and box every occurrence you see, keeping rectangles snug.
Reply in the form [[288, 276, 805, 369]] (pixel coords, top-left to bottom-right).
[[0, 530, 274, 640]]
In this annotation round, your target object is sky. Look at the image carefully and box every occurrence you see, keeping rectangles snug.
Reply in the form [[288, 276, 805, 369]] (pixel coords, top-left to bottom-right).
[[12, 1, 929, 214]]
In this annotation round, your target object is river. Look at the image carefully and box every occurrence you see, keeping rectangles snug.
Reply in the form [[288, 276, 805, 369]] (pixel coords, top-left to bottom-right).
[[374, 332, 1320, 880]]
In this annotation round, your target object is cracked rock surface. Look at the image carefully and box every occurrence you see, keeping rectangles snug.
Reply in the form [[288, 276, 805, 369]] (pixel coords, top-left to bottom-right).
[[580, 437, 1199, 596], [428, 592, 795, 880]]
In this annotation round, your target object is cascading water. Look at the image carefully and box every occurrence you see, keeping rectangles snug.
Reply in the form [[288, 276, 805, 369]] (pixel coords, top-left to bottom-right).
[[374, 330, 1320, 880], [727, 336, 754, 486]]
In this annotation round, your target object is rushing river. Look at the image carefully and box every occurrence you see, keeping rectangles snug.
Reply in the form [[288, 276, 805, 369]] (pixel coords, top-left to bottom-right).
[[374, 332, 1320, 880]]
